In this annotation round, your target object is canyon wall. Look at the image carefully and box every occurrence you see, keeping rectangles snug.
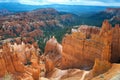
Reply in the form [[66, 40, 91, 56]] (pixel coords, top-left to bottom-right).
[[61, 20, 120, 69], [111, 24, 120, 63], [61, 21, 112, 70], [45, 20, 120, 70]]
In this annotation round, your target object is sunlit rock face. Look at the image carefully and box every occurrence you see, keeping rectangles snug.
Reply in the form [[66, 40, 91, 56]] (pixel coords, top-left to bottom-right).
[[42, 20, 120, 80], [0, 42, 43, 80], [111, 24, 120, 63], [61, 20, 113, 70], [45, 26, 103, 69], [9, 42, 40, 64], [0, 43, 25, 77], [99, 20, 120, 63], [44, 36, 62, 68], [89, 59, 112, 78], [44, 20, 120, 71], [91, 63, 120, 80], [77, 25, 100, 39]]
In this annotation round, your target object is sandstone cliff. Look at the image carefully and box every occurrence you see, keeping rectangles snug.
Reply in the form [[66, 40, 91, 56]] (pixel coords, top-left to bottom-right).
[[44, 20, 120, 75], [44, 36, 62, 68], [44, 20, 114, 70], [111, 24, 120, 63]]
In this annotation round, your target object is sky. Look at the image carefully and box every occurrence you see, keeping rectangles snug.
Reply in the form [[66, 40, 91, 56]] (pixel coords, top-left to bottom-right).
[[0, 0, 120, 6]]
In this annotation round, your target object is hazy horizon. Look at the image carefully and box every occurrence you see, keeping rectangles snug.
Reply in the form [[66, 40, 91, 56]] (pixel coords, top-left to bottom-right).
[[0, 0, 120, 6]]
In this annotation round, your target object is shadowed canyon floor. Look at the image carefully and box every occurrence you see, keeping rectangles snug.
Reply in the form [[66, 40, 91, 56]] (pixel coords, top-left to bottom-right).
[[0, 20, 120, 80]]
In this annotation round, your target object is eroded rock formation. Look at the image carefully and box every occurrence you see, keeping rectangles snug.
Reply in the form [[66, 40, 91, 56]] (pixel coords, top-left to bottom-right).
[[44, 36, 62, 68], [0, 20, 119, 80], [111, 24, 120, 63], [90, 59, 112, 78], [44, 20, 120, 71], [44, 20, 113, 70], [0, 42, 42, 80], [77, 25, 100, 38]]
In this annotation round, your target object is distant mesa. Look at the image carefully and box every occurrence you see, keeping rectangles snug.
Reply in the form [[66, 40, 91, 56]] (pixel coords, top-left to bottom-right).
[[106, 8, 120, 13]]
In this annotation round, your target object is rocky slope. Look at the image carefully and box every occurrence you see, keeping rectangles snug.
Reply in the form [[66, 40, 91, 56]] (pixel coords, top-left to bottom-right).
[[0, 8, 80, 45], [0, 20, 119, 80], [43, 20, 120, 79], [90, 8, 120, 25]]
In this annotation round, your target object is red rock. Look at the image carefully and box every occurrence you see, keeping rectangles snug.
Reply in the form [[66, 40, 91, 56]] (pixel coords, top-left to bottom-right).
[[0, 20, 119, 80], [99, 20, 112, 36], [2, 44, 16, 74], [61, 28, 112, 69], [111, 24, 120, 62], [45, 58, 55, 76], [44, 20, 114, 70], [0, 55, 7, 77], [12, 53, 25, 73], [78, 25, 100, 38], [44, 36, 62, 67], [91, 59, 112, 77], [91, 64, 120, 80], [0, 42, 42, 80]]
